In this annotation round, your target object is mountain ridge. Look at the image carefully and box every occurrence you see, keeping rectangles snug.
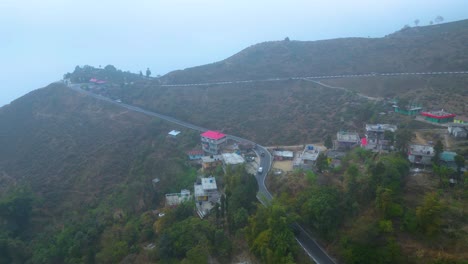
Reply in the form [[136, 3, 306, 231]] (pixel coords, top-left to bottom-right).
[[160, 19, 468, 84]]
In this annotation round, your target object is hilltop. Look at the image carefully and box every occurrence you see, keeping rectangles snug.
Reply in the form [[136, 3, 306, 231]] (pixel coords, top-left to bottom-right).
[[161, 19, 468, 84], [72, 21, 468, 146]]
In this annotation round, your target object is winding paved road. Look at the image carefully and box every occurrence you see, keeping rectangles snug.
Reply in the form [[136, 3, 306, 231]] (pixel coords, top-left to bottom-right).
[[67, 83, 336, 264], [157, 70, 468, 87]]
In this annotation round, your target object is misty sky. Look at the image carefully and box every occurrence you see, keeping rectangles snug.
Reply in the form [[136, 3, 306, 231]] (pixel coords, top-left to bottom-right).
[[1, 0, 467, 106]]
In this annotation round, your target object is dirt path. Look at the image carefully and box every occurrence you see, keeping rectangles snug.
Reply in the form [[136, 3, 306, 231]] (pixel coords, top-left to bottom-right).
[[413, 132, 427, 145], [444, 134, 452, 149]]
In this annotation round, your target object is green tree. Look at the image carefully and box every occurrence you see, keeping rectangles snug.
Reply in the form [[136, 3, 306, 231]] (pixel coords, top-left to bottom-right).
[[146, 68, 151, 77], [104, 64, 117, 71], [316, 153, 329, 173], [324, 135, 333, 149], [416, 192, 444, 236], [0, 187, 34, 236], [300, 187, 342, 238], [454, 154, 465, 180], [384, 130, 395, 146], [247, 202, 297, 264], [375, 187, 394, 218], [433, 140, 444, 165], [395, 129, 414, 153]]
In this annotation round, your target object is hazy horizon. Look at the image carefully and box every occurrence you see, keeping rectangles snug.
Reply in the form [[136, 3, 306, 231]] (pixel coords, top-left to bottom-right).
[[1, 0, 468, 106]]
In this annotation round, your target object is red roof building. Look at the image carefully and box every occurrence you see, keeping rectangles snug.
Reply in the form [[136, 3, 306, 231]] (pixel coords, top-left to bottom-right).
[[421, 110, 456, 123], [201, 131, 227, 154], [201, 131, 226, 140]]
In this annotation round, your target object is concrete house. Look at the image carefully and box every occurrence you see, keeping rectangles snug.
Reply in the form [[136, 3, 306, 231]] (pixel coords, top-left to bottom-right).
[[165, 189, 191, 207], [448, 125, 468, 139], [201, 155, 223, 170], [293, 145, 320, 169], [221, 153, 245, 167], [336, 131, 360, 150], [362, 124, 397, 151], [186, 149, 204, 160], [408, 144, 434, 165], [194, 176, 220, 218], [201, 131, 227, 154], [273, 150, 294, 161]]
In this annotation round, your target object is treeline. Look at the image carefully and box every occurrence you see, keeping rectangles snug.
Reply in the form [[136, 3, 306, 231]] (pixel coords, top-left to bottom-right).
[[65, 65, 144, 84], [273, 148, 467, 264]]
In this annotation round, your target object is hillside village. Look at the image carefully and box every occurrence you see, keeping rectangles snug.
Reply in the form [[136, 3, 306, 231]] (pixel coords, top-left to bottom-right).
[[104, 69, 466, 227], [2, 19, 468, 263]]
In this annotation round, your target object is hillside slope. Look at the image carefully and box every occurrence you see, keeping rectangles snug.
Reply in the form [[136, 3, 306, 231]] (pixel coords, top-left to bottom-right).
[[0, 83, 200, 262], [161, 20, 468, 84]]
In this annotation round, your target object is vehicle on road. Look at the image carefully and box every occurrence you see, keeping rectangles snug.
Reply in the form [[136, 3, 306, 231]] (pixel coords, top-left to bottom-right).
[[258, 167, 263, 174], [260, 151, 265, 157]]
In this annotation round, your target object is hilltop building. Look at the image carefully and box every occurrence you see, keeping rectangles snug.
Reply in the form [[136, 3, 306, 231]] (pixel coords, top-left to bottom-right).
[[201, 131, 227, 154], [362, 124, 397, 152], [408, 144, 434, 165], [293, 144, 320, 169], [194, 176, 220, 218], [335, 131, 360, 150], [421, 110, 456, 123], [165, 189, 191, 207]]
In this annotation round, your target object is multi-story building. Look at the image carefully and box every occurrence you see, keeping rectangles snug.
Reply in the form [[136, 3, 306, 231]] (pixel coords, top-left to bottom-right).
[[336, 131, 360, 150], [362, 124, 397, 151], [201, 131, 227, 154], [408, 144, 434, 165], [194, 176, 220, 218]]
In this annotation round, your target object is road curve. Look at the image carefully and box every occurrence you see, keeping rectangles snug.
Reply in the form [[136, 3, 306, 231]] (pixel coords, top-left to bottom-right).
[[67, 83, 336, 264]]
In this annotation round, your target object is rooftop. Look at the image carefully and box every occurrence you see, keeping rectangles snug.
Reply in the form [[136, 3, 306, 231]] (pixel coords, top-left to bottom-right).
[[421, 109, 456, 119], [168, 130, 181, 136], [201, 176, 217, 190], [222, 153, 245, 165], [301, 145, 320, 161], [336, 131, 360, 142], [273, 150, 294, 158], [365, 124, 397, 132], [201, 130, 226, 140], [440, 151, 457, 162], [408, 144, 434, 156]]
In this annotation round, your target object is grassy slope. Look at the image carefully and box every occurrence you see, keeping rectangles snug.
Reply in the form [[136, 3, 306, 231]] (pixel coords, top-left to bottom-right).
[[322, 75, 468, 115], [89, 20, 468, 146], [161, 20, 468, 84], [0, 83, 198, 229], [106, 79, 374, 145]]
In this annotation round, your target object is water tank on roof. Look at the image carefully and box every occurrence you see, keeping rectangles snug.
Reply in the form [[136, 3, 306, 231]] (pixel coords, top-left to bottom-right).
[[308, 145, 314, 150]]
